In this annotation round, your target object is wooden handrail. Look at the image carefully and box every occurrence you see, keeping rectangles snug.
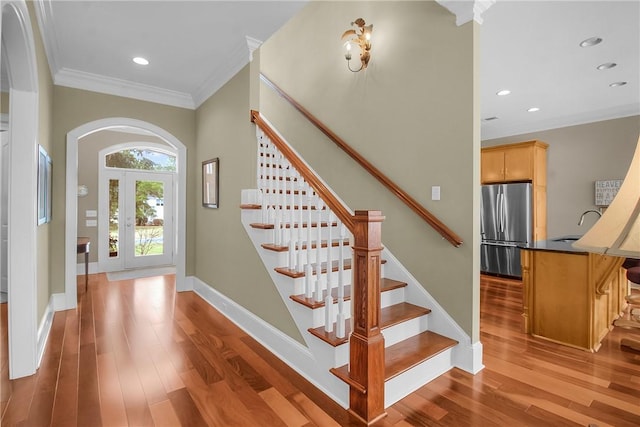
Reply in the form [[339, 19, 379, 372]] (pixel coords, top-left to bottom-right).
[[251, 110, 355, 232], [260, 73, 463, 248]]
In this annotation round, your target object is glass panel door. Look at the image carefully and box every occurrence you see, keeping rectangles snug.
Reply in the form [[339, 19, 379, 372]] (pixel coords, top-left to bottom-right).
[[124, 172, 173, 269]]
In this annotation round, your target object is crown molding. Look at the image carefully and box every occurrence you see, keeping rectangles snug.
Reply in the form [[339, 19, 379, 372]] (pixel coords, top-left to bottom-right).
[[246, 36, 263, 62], [33, 0, 195, 109], [192, 38, 251, 108], [481, 104, 640, 141], [54, 68, 195, 109], [32, 0, 60, 80], [436, 0, 496, 25]]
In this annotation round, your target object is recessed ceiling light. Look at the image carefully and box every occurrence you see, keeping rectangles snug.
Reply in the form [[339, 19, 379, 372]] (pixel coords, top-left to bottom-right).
[[496, 89, 511, 96], [527, 107, 540, 113], [579, 37, 602, 47], [597, 62, 617, 70], [133, 57, 149, 65], [483, 116, 499, 121], [609, 81, 627, 87]]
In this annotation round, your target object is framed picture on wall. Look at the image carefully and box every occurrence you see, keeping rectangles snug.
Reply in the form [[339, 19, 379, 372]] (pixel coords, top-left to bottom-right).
[[37, 145, 52, 225], [202, 157, 219, 208]]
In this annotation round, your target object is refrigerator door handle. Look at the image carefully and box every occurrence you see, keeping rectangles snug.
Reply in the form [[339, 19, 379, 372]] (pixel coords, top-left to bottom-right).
[[496, 192, 501, 234], [498, 193, 504, 233]]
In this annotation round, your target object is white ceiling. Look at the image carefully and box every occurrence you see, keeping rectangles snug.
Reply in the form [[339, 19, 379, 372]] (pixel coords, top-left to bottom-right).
[[3, 1, 639, 140], [33, 0, 308, 108], [480, 0, 639, 140]]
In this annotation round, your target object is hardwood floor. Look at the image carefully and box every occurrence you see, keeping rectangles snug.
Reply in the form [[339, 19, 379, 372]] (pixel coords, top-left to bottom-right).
[[1, 273, 639, 426]]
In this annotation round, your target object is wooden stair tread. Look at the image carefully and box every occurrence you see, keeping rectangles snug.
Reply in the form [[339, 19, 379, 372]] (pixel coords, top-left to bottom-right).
[[248, 204, 327, 211], [384, 330, 458, 380], [308, 301, 428, 346], [330, 331, 458, 384], [290, 278, 407, 309], [275, 259, 386, 278], [275, 259, 352, 279], [250, 221, 338, 230], [262, 239, 350, 253], [380, 302, 431, 329], [240, 204, 261, 209]]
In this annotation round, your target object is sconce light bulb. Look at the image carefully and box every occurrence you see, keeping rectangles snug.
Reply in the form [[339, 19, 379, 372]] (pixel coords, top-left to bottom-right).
[[346, 42, 352, 51], [365, 32, 371, 41]]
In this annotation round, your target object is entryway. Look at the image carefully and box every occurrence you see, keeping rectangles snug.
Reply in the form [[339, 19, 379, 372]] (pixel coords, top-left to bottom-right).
[[98, 145, 176, 272], [66, 118, 189, 312]]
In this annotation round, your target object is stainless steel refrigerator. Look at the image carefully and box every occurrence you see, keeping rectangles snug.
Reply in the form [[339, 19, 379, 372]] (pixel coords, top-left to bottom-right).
[[480, 182, 533, 278]]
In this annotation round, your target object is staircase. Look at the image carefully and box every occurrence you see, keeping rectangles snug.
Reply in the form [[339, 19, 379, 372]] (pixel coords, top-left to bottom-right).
[[241, 112, 475, 421]]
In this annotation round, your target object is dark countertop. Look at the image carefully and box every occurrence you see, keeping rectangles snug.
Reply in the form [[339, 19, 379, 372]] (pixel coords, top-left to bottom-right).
[[518, 235, 588, 254]]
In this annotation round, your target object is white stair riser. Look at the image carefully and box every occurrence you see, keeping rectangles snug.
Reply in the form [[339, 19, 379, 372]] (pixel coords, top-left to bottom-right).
[[380, 287, 405, 308], [382, 315, 430, 348], [384, 348, 454, 408]]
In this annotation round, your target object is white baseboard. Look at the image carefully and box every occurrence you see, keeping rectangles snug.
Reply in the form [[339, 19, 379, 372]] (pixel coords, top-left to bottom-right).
[[36, 294, 59, 368], [453, 341, 484, 374], [192, 277, 349, 408], [51, 292, 67, 311]]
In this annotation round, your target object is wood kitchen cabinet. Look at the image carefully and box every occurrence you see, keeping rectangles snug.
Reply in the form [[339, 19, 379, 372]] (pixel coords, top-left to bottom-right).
[[521, 248, 627, 352], [481, 140, 549, 241], [481, 140, 548, 184]]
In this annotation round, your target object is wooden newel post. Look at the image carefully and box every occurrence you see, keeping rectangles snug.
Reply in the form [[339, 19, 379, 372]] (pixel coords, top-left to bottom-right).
[[349, 210, 386, 425]]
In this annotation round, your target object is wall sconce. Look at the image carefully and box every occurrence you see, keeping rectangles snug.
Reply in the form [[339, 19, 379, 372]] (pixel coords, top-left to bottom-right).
[[341, 18, 372, 72]]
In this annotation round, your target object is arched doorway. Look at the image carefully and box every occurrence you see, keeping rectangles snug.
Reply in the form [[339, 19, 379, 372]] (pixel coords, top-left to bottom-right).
[[1, 0, 40, 379], [65, 118, 187, 310]]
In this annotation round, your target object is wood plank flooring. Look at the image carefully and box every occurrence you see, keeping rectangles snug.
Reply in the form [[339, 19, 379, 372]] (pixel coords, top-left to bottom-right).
[[1, 273, 639, 426]]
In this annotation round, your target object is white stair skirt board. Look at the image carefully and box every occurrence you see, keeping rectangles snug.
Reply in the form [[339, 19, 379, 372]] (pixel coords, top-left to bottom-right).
[[106, 266, 176, 282]]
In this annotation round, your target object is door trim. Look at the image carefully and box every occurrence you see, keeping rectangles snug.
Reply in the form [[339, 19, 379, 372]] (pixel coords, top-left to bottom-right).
[[2, 0, 40, 379], [66, 118, 188, 311]]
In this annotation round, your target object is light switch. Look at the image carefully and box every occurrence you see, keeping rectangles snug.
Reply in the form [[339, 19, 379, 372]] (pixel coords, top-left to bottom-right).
[[86, 219, 97, 227], [86, 210, 97, 218], [431, 186, 441, 201]]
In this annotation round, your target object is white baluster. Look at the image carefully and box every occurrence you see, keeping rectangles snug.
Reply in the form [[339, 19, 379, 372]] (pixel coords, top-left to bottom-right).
[[305, 264, 313, 299], [324, 296, 334, 333], [296, 178, 304, 272], [275, 153, 283, 246], [257, 134, 262, 191], [288, 239, 295, 271], [326, 211, 333, 291], [288, 166, 295, 245], [314, 198, 324, 303], [306, 191, 313, 267], [314, 275, 323, 303], [316, 198, 323, 273], [336, 220, 346, 338], [264, 145, 276, 221], [275, 216, 282, 248]]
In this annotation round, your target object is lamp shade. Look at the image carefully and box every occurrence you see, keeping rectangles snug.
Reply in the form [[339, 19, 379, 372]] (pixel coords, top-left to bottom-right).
[[573, 135, 640, 259]]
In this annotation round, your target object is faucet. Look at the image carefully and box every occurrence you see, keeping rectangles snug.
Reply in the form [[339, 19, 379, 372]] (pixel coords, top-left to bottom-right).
[[578, 209, 602, 226]]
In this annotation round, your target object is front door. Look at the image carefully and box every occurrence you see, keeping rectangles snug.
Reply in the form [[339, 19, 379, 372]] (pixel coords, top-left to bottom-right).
[[101, 171, 174, 271]]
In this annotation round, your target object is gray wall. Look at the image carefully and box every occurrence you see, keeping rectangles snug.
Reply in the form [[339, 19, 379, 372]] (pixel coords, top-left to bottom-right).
[[483, 115, 640, 238], [195, 64, 302, 342]]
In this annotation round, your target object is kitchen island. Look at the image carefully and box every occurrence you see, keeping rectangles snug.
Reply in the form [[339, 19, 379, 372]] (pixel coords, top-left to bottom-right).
[[519, 237, 627, 352]]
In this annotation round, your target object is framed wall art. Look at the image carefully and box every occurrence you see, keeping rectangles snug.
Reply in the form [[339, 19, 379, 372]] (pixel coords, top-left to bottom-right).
[[202, 157, 219, 208], [37, 145, 52, 225]]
